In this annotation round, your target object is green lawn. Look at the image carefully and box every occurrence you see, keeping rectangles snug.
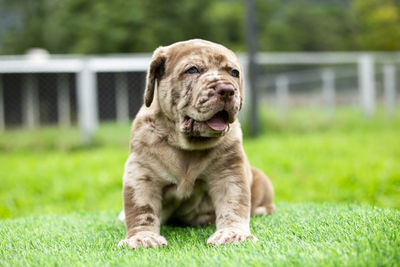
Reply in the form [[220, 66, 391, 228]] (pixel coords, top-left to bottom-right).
[[0, 108, 399, 266], [0, 108, 399, 219], [1, 203, 399, 266]]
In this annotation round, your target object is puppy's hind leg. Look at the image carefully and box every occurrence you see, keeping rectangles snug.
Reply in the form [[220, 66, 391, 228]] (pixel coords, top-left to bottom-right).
[[250, 167, 275, 216]]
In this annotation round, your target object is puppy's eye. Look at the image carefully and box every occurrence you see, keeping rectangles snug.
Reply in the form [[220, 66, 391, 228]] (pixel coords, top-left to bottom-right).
[[186, 67, 199, 74], [230, 69, 239, 78]]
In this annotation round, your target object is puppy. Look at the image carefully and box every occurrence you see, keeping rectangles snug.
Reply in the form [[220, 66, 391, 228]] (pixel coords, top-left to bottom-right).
[[118, 39, 274, 249]]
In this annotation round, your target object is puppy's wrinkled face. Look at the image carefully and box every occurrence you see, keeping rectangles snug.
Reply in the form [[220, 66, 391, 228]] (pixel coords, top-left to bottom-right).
[[145, 39, 244, 149]]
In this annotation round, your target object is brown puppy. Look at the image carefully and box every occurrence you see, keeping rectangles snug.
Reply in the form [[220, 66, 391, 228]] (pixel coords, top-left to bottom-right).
[[118, 39, 275, 249]]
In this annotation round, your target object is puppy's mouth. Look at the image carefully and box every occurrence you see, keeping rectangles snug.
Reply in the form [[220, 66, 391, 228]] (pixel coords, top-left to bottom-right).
[[183, 110, 230, 134], [205, 110, 230, 131]]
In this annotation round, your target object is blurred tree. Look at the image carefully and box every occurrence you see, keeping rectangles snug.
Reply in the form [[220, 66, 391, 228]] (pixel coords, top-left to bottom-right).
[[0, 0, 399, 54], [43, 0, 148, 53], [257, 0, 355, 51], [206, 1, 245, 51], [0, 0, 247, 54], [352, 0, 400, 50], [0, 0, 48, 54]]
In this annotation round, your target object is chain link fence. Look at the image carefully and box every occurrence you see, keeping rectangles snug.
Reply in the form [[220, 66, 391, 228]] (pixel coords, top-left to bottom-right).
[[97, 72, 145, 123], [1, 73, 76, 128], [0, 72, 145, 129]]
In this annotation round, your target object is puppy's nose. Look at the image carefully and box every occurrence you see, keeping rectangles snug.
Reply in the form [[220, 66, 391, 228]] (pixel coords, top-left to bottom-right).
[[215, 83, 235, 101]]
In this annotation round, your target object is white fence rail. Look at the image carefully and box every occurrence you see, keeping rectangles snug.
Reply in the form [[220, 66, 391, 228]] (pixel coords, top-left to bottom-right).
[[256, 52, 399, 118], [0, 55, 151, 142], [0, 52, 399, 142]]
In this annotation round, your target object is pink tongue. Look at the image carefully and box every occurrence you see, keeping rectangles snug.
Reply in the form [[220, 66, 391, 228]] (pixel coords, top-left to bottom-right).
[[206, 113, 228, 131]]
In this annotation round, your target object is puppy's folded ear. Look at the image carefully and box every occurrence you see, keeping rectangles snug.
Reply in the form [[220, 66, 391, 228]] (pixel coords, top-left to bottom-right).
[[144, 47, 166, 107]]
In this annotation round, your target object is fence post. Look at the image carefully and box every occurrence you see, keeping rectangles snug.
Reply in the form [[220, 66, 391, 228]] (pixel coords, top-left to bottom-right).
[[0, 75, 4, 132], [238, 57, 249, 122], [358, 54, 376, 117], [245, 0, 259, 137], [76, 62, 98, 144], [276, 75, 289, 119], [23, 74, 39, 128], [383, 64, 396, 117], [322, 69, 335, 118], [115, 72, 129, 123], [58, 74, 71, 127]]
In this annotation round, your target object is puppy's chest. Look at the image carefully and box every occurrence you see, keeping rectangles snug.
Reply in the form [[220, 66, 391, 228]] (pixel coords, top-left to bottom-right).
[[152, 147, 214, 186], [161, 179, 213, 225]]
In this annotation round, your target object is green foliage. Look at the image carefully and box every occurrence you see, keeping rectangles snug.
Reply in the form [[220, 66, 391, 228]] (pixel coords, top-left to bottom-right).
[[0, 0, 243, 54], [1, 0, 399, 54], [352, 0, 400, 50], [0, 0, 48, 54], [1, 204, 399, 266], [258, 1, 356, 51]]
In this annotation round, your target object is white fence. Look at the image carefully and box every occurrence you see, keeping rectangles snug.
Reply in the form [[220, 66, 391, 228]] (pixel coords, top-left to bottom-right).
[[0, 52, 399, 142], [255, 52, 399, 118], [0, 54, 150, 143]]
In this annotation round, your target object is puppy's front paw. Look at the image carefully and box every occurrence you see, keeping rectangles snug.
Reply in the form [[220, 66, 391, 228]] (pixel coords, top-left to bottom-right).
[[207, 228, 258, 246], [118, 231, 168, 249]]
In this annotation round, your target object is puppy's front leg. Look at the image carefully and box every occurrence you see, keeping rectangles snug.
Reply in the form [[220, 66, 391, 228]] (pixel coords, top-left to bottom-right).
[[207, 170, 258, 246], [118, 156, 167, 249]]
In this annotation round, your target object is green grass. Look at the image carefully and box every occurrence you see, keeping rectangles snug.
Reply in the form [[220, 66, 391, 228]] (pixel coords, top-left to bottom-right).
[[0, 108, 399, 266], [1, 203, 399, 266], [0, 108, 399, 219]]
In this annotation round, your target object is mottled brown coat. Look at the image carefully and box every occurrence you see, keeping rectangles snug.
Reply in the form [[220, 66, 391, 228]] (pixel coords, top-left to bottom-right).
[[118, 39, 275, 249]]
